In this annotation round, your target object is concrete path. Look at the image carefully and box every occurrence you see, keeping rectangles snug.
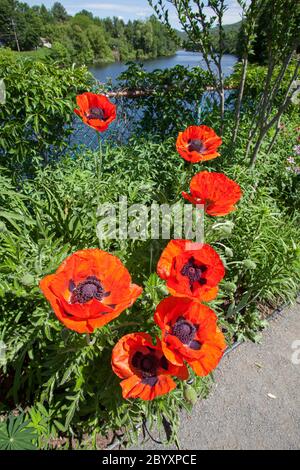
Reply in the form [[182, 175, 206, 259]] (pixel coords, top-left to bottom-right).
[[135, 300, 300, 450]]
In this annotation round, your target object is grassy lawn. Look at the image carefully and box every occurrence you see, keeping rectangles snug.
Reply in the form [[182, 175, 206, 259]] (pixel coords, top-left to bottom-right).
[[13, 48, 52, 60]]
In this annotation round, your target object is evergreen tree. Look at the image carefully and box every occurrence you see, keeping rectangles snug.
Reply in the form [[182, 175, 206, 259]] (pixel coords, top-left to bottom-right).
[[51, 2, 68, 23]]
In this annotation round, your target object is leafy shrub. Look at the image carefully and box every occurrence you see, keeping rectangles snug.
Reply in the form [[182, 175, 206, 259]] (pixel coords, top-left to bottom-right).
[[118, 63, 213, 135], [227, 61, 299, 113], [0, 414, 37, 450], [0, 50, 94, 176]]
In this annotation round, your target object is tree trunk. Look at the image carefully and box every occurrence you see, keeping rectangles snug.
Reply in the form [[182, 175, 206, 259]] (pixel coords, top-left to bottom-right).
[[267, 117, 281, 153], [249, 64, 300, 167], [232, 55, 248, 144]]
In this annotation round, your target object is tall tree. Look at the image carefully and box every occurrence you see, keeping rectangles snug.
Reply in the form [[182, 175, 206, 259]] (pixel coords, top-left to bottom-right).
[[149, 0, 229, 134], [0, 0, 18, 46], [245, 0, 300, 166], [232, 0, 263, 144], [51, 2, 68, 22]]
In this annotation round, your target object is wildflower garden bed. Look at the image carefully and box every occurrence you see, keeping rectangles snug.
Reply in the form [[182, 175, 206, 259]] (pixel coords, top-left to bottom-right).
[[0, 20, 300, 449]]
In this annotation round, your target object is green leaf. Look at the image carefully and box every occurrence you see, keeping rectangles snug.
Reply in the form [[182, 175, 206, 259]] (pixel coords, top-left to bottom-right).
[[0, 414, 37, 450]]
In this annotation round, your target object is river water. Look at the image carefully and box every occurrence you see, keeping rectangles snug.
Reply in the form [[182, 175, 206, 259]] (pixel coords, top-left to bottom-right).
[[89, 50, 238, 84], [70, 51, 237, 148]]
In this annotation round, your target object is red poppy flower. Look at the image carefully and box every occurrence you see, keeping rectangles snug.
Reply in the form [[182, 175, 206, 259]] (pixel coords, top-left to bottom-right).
[[40, 249, 142, 334], [176, 125, 222, 163], [154, 297, 226, 376], [157, 240, 225, 301], [182, 171, 242, 216], [74, 92, 116, 132], [112, 333, 188, 400]]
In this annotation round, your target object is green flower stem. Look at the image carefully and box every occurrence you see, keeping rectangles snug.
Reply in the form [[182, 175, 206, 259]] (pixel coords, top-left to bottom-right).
[[186, 162, 193, 188], [96, 132, 103, 182], [211, 222, 225, 229], [214, 242, 227, 249], [111, 321, 141, 331], [225, 261, 245, 266], [178, 161, 194, 199]]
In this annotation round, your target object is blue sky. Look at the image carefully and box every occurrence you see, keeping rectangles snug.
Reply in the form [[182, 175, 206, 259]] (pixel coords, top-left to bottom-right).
[[26, 1, 245, 28]]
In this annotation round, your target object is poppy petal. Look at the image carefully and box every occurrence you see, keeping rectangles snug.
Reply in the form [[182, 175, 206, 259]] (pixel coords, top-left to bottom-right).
[[150, 375, 176, 400], [111, 332, 153, 379], [112, 333, 185, 400], [154, 296, 226, 374], [189, 332, 226, 376], [184, 171, 242, 217], [74, 92, 116, 133], [157, 239, 189, 280], [157, 241, 224, 301], [120, 375, 143, 398], [176, 125, 222, 163], [40, 249, 141, 334]]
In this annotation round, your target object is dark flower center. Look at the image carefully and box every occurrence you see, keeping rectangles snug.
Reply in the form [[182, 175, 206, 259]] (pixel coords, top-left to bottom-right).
[[181, 257, 207, 289], [188, 139, 206, 153], [86, 107, 106, 120], [132, 349, 168, 386], [172, 318, 195, 344], [70, 276, 105, 304], [172, 317, 201, 350], [132, 351, 158, 377], [141, 355, 157, 373]]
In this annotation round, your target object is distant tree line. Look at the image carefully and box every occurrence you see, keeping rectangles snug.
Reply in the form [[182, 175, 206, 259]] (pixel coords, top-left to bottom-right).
[[175, 21, 242, 56], [0, 1, 177, 64], [1, 0, 291, 65]]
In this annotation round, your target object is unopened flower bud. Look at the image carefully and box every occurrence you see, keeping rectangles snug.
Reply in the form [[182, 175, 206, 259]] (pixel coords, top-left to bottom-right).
[[184, 384, 198, 404], [20, 273, 35, 286], [243, 259, 257, 270], [213, 221, 235, 235], [225, 247, 234, 258], [158, 285, 169, 296], [222, 281, 237, 293]]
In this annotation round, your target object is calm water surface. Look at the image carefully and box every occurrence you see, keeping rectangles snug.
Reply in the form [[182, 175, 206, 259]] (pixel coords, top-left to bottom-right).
[[89, 50, 237, 84], [71, 51, 237, 148]]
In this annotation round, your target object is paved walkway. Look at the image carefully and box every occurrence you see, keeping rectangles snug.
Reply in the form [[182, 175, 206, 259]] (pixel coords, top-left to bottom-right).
[[135, 300, 300, 450]]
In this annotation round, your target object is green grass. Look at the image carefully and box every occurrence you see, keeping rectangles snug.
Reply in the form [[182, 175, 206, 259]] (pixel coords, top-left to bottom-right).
[[12, 48, 51, 60]]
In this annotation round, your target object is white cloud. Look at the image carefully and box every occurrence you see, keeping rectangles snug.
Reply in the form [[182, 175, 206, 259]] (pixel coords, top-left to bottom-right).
[[223, 8, 243, 24]]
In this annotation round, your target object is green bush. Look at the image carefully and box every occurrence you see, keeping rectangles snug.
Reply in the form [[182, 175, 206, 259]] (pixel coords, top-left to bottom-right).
[[0, 50, 93, 176], [227, 61, 299, 113], [118, 63, 213, 135]]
